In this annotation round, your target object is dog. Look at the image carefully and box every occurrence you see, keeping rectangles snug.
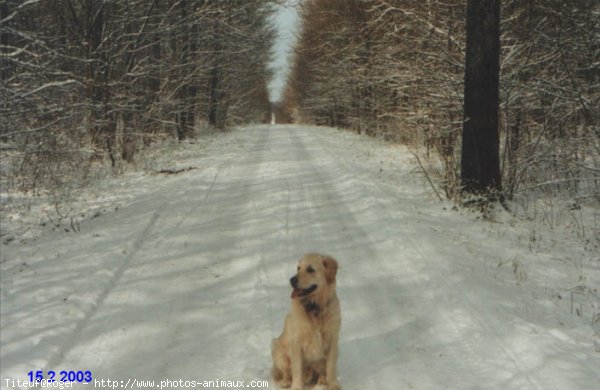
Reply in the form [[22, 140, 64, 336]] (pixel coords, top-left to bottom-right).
[[271, 253, 341, 390]]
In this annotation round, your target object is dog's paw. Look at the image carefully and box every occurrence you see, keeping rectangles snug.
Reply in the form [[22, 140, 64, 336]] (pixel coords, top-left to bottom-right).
[[289, 379, 304, 390], [326, 381, 341, 390], [277, 378, 292, 389], [317, 375, 327, 386]]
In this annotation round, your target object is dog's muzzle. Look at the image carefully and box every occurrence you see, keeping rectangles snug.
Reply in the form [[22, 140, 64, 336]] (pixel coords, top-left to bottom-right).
[[290, 276, 317, 299]]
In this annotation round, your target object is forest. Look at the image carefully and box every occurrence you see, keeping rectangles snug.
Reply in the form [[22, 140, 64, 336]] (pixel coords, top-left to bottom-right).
[[2, 0, 599, 208], [282, 0, 599, 203], [1, 0, 274, 193]]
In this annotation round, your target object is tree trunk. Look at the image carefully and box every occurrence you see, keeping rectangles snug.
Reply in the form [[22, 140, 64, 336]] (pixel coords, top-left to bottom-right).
[[207, 17, 222, 129], [506, 104, 521, 199], [0, 1, 10, 81], [460, 0, 501, 195], [176, 0, 190, 141]]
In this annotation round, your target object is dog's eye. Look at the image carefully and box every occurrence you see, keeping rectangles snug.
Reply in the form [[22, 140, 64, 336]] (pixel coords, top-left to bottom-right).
[[307, 266, 315, 274]]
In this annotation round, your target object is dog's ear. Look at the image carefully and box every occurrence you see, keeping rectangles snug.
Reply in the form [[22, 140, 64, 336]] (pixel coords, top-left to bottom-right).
[[322, 256, 338, 284]]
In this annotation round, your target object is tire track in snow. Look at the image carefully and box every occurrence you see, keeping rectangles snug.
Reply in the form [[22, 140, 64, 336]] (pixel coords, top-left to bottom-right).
[[396, 229, 548, 390], [37, 133, 243, 376], [43, 203, 165, 371], [311, 128, 549, 390], [70, 128, 274, 381]]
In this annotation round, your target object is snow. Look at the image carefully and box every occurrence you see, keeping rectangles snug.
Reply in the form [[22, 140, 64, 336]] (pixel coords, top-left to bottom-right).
[[1, 125, 599, 390]]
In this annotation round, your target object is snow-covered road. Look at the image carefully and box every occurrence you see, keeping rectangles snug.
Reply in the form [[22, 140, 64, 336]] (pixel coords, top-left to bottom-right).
[[1, 125, 598, 390]]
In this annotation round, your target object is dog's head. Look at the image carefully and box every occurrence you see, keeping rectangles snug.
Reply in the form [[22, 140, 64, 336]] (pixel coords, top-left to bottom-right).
[[290, 253, 338, 302]]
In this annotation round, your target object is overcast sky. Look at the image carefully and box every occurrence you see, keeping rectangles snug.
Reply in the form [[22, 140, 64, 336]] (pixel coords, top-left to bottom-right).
[[268, 0, 301, 103]]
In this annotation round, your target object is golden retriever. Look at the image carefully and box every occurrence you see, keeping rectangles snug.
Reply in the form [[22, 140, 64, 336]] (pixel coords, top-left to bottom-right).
[[272, 253, 341, 390]]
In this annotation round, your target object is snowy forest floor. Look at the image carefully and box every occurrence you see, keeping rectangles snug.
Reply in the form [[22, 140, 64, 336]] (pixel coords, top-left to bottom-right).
[[1, 125, 599, 390]]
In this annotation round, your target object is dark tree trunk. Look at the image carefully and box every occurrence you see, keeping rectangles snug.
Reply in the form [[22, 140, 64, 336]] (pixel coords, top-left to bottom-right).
[[207, 17, 222, 129], [0, 1, 10, 81], [506, 104, 521, 199], [185, 21, 198, 133], [460, 0, 501, 195], [208, 62, 219, 127], [176, 0, 190, 141]]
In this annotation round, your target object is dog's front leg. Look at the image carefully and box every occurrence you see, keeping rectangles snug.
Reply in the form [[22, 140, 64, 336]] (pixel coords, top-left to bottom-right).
[[325, 339, 341, 390], [290, 343, 303, 390]]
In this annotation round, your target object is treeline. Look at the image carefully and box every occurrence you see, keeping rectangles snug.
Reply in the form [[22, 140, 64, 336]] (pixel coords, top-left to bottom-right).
[[1, 0, 274, 192], [284, 0, 599, 201]]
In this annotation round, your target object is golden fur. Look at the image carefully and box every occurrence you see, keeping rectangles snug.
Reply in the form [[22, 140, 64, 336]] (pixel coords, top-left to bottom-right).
[[271, 253, 341, 390]]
